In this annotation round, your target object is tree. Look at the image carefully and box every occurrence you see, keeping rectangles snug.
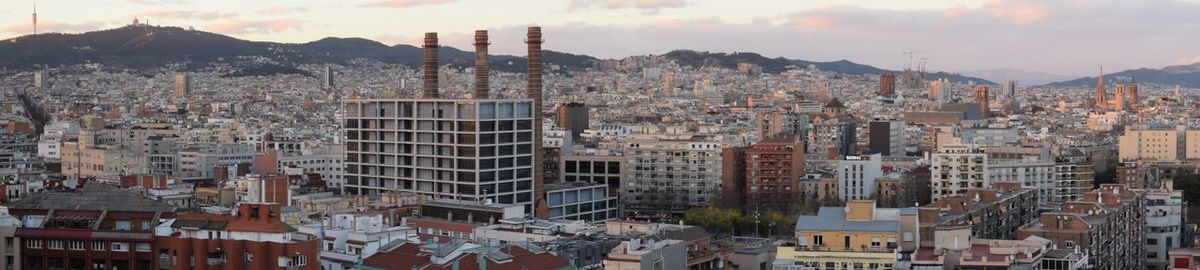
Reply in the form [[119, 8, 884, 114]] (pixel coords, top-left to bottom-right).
[[1093, 167, 1118, 189], [1173, 171, 1200, 204], [898, 168, 932, 207]]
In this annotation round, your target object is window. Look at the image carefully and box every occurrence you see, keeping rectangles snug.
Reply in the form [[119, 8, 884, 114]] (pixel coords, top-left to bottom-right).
[[68, 240, 84, 250], [136, 243, 151, 252], [244, 251, 254, 262], [92, 241, 106, 251], [114, 220, 132, 231], [289, 255, 308, 267], [904, 232, 913, 241], [111, 242, 129, 251], [813, 235, 824, 246], [1148, 238, 1159, 245], [4, 237, 11, 250], [26, 239, 43, 249], [871, 237, 881, 247], [48, 240, 63, 250]]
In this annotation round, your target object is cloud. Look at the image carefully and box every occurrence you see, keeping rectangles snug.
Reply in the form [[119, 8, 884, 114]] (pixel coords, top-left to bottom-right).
[[5, 20, 115, 34], [433, 0, 1200, 76], [360, 0, 457, 8], [206, 19, 303, 35], [1175, 54, 1200, 65], [136, 10, 237, 21], [981, 0, 1050, 24], [566, 0, 687, 13], [127, 0, 192, 5], [258, 6, 309, 15], [943, 4, 969, 18]]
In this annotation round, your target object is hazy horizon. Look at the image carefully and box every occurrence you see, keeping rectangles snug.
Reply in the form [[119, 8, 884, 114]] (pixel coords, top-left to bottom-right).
[[3, 0, 1199, 77]]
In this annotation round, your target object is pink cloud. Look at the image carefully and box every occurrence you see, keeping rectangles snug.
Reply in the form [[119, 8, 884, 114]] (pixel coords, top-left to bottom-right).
[[136, 10, 237, 21], [361, 0, 457, 8], [943, 4, 969, 18], [567, 0, 687, 13], [5, 20, 114, 34], [206, 19, 303, 35], [982, 0, 1050, 24], [259, 6, 309, 15], [127, 0, 191, 5], [1174, 54, 1200, 65]]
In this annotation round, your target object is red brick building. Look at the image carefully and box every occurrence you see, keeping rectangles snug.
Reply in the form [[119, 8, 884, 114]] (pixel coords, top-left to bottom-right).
[[154, 203, 319, 270], [743, 137, 804, 210], [8, 182, 178, 270]]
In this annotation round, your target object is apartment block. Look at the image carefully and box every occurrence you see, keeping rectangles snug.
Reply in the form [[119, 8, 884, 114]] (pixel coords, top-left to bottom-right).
[[621, 135, 724, 214], [343, 99, 537, 212], [1118, 125, 1186, 162], [744, 137, 805, 209], [931, 145, 988, 201], [1147, 189, 1185, 269], [987, 158, 1055, 206], [919, 183, 1038, 241], [1017, 184, 1146, 270], [836, 153, 882, 201]]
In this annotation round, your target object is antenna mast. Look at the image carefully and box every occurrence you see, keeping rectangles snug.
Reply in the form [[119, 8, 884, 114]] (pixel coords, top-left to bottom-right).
[[32, 0, 38, 35]]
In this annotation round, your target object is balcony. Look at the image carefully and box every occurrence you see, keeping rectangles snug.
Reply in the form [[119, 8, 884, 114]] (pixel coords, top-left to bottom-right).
[[791, 245, 896, 253], [1147, 215, 1180, 226]]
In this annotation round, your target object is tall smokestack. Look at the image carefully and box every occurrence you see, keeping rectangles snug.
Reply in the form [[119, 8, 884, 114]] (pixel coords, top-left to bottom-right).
[[473, 30, 490, 99], [526, 26, 547, 218], [422, 32, 439, 98]]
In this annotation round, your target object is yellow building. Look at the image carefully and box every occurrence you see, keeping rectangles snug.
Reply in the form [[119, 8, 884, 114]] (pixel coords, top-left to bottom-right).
[[1187, 130, 1200, 160], [1117, 125, 1184, 162], [61, 131, 146, 179], [775, 200, 919, 270]]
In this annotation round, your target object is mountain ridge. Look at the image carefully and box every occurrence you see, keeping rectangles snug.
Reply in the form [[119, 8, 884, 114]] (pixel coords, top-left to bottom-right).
[[1042, 63, 1200, 88], [1, 25, 994, 84]]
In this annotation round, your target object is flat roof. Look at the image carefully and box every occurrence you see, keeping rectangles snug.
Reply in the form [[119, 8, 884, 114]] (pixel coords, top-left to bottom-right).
[[794, 207, 900, 232]]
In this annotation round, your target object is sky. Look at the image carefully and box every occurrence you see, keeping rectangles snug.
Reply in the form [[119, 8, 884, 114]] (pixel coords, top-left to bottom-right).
[[2, 0, 1199, 77]]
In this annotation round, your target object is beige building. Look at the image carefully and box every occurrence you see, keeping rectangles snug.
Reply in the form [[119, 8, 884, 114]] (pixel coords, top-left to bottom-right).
[[61, 131, 146, 179], [1118, 125, 1184, 162], [1187, 130, 1200, 160], [621, 134, 724, 213], [931, 144, 988, 201], [775, 200, 919, 270]]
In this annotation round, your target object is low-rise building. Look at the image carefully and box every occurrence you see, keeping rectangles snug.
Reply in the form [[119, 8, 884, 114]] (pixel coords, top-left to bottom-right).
[[298, 212, 417, 270], [545, 182, 618, 222], [776, 200, 919, 269], [9, 182, 177, 270], [154, 202, 320, 270]]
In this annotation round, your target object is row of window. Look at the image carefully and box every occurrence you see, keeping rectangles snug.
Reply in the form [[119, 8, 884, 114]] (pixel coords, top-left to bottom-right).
[[26, 240, 145, 252]]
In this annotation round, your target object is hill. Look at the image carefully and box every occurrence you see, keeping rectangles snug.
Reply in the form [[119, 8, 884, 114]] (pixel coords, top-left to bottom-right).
[[1042, 63, 1200, 88], [1, 25, 991, 84], [0, 25, 598, 75]]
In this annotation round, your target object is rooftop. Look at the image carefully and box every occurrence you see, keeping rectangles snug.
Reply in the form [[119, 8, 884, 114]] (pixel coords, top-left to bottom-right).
[[7, 182, 177, 213], [794, 207, 901, 232]]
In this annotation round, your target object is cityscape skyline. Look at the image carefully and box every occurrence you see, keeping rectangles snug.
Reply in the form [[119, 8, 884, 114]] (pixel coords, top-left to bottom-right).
[[3, 0, 1200, 76], [5, 1, 1200, 269]]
